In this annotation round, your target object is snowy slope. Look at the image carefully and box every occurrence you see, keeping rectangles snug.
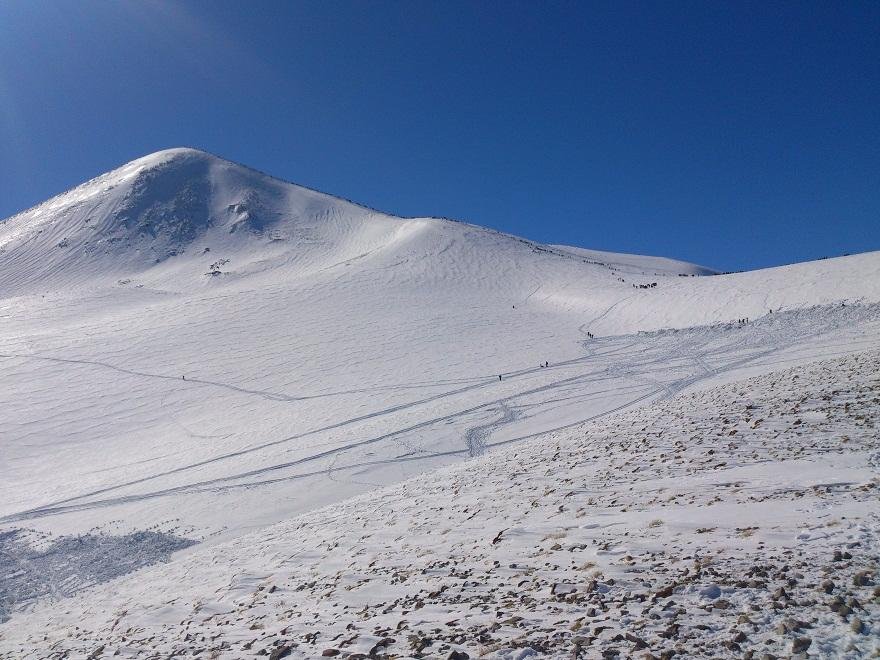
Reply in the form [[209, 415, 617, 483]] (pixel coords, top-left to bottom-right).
[[0, 148, 400, 293], [550, 244, 718, 276], [3, 346, 878, 658], [1, 149, 879, 640]]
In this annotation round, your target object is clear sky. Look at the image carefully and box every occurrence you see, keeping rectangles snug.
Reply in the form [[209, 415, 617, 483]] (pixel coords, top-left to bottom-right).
[[1, 0, 877, 271]]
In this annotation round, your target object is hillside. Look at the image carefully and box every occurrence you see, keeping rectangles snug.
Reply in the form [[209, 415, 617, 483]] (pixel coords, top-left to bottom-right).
[[1, 149, 879, 655], [3, 344, 878, 658]]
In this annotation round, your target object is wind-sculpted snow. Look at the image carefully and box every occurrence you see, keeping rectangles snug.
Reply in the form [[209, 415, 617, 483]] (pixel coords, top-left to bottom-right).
[[0, 529, 195, 624]]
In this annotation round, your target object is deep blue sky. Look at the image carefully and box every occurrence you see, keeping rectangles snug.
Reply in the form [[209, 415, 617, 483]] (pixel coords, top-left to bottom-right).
[[1, 1, 878, 271]]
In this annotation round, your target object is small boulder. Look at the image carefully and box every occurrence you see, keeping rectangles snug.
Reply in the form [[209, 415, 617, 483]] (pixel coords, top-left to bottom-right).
[[269, 645, 293, 660], [853, 570, 872, 587], [791, 637, 811, 654], [551, 582, 577, 596], [625, 633, 648, 650]]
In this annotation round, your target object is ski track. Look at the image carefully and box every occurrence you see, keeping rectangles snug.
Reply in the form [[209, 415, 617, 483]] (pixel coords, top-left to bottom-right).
[[4, 303, 877, 527]]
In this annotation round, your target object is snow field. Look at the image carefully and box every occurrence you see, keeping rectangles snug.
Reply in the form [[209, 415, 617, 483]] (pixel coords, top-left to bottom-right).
[[2, 347, 878, 658], [2, 149, 880, 656]]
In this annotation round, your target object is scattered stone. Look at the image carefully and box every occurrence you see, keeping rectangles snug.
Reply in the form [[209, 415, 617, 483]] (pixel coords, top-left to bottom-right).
[[269, 644, 294, 660], [655, 584, 675, 598], [791, 637, 812, 654], [850, 617, 864, 634], [853, 570, 872, 586]]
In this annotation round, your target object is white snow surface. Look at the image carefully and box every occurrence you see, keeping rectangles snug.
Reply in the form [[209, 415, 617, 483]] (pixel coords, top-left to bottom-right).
[[548, 244, 717, 276], [1, 148, 879, 656], [3, 345, 879, 659]]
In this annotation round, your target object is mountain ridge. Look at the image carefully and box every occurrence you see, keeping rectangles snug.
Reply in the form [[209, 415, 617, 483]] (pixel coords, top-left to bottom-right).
[[1, 150, 877, 340], [1, 148, 718, 292]]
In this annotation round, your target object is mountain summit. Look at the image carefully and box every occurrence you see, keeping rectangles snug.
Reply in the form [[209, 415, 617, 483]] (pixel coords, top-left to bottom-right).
[[0, 148, 390, 291]]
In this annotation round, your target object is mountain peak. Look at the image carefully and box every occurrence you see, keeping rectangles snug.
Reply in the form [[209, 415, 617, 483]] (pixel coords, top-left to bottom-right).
[[147, 146, 209, 157], [130, 147, 220, 169], [0, 148, 379, 292]]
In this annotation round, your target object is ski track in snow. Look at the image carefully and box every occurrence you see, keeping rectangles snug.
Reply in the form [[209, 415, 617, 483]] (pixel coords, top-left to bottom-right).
[[4, 303, 877, 530]]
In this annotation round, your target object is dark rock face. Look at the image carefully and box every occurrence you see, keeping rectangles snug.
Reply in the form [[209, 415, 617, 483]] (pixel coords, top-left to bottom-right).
[[115, 156, 214, 248]]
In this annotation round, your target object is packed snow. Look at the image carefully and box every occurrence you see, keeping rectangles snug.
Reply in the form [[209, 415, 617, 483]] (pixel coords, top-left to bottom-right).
[[1, 148, 878, 657]]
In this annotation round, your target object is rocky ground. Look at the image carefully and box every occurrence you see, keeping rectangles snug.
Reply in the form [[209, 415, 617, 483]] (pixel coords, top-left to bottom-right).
[[2, 349, 878, 659]]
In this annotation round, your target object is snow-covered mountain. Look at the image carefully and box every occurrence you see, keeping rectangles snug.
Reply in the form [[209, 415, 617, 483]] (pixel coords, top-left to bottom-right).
[[1, 149, 879, 656], [0, 148, 393, 292], [3, 148, 874, 327]]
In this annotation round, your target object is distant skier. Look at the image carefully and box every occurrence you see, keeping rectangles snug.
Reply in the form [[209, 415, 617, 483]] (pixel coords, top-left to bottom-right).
[[498, 374, 502, 381]]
